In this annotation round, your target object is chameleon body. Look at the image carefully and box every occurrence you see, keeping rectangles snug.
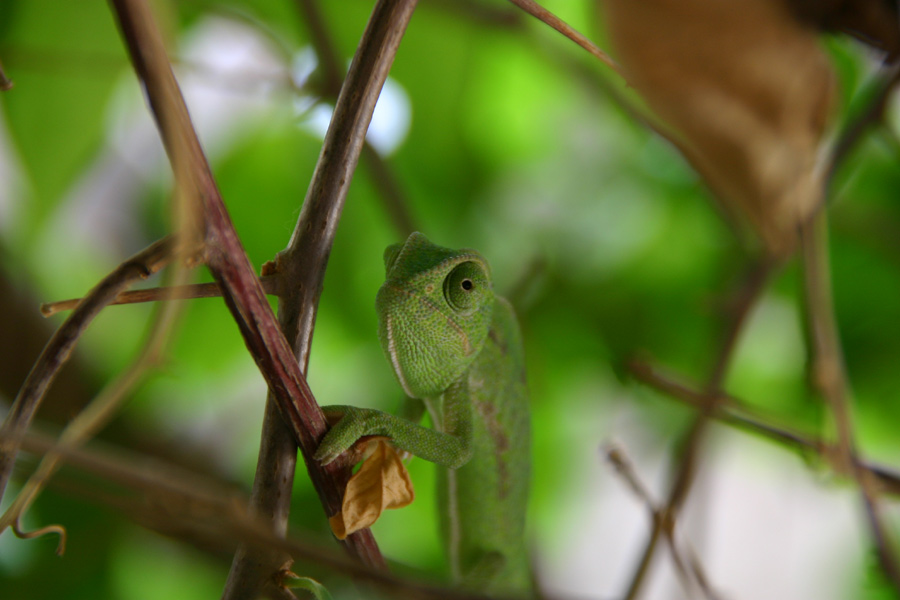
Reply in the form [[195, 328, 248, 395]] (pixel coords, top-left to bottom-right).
[[315, 232, 531, 596]]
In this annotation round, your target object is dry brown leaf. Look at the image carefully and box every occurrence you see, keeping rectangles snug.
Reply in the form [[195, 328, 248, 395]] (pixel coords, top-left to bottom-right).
[[328, 439, 414, 540], [603, 0, 836, 255]]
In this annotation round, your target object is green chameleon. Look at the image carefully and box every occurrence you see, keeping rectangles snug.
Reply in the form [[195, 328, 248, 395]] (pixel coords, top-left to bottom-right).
[[315, 232, 531, 596]]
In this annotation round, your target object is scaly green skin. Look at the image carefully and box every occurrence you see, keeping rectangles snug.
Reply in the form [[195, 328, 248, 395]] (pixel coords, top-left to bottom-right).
[[315, 232, 531, 596]]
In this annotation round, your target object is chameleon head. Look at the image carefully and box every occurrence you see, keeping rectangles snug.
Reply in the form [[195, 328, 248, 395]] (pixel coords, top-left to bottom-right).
[[376, 232, 495, 399]]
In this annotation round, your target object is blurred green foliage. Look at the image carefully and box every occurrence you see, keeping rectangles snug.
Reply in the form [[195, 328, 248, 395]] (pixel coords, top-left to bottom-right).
[[1, 1, 899, 599]]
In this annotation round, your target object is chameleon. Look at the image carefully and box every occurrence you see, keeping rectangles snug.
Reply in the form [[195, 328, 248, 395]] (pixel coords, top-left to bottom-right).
[[315, 232, 531, 596]]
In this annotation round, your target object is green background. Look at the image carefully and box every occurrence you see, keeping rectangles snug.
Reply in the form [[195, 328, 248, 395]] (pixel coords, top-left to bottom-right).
[[1, 1, 899, 598]]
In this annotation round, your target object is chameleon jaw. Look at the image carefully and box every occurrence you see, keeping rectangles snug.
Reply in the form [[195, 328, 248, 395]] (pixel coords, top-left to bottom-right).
[[384, 311, 415, 397]]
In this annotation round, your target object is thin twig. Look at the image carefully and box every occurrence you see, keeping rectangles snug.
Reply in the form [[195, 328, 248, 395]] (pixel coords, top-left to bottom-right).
[[800, 214, 900, 591], [0, 236, 175, 502], [0, 257, 190, 550], [225, 0, 420, 595], [39, 274, 283, 316], [447, 0, 720, 226], [606, 445, 657, 510], [628, 359, 900, 496], [361, 143, 417, 235], [15, 430, 515, 600], [606, 445, 722, 600], [826, 61, 900, 185], [295, 0, 418, 236], [505, 0, 621, 74], [295, 0, 345, 94], [623, 260, 774, 600], [11, 519, 66, 555]]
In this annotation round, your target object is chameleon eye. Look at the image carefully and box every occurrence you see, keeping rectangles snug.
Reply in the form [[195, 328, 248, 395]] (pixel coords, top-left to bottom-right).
[[444, 261, 489, 313]]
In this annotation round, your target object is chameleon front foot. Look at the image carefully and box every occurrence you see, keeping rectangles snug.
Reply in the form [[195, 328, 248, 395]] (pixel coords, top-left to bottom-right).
[[314, 405, 362, 465]]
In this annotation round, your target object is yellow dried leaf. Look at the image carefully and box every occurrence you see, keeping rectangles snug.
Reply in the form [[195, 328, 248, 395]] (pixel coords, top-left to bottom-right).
[[603, 0, 836, 255], [329, 439, 415, 540]]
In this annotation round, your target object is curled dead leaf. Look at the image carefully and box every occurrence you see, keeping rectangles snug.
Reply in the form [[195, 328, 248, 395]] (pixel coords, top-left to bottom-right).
[[602, 0, 836, 255], [329, 439, 414, 540]]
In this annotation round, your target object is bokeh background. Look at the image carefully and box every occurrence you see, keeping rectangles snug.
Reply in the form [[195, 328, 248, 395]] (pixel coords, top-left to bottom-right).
[[2, 1, 900, 598]]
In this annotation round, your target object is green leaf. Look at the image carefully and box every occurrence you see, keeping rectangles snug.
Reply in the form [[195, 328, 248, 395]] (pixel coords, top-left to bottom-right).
[[282, 575, 334, 600]]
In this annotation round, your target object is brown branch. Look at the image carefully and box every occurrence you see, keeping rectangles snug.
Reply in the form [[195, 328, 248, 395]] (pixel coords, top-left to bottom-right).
[[505, 0, 620, 74], [361, 143, 417, 235], [826, 61, 900, 185], [606, 445, 658, 514], [10, 518, 65, 554], [623, 259, 774, 600], [105, 1, 418, 595], [0, 259, 190, 551], [446, 0, 717, 220], [629, 359, 900, 496], [39, 275, 283, 317], [15, 430, 513, 600], [626, 61, 900, 591], [295, 0, 345, 95], [800, 214, 900, 590], [606, 446, 722, 600], [0, 236, 175, 502], [226, 0, 420, 595], [295, 0, 418, 236], [785, 0, 900, 59]]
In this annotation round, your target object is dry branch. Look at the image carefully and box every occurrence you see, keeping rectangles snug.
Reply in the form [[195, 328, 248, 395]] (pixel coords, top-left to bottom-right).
[[294, 0, 417, 235], [800, 215, 900, 590], [607, 445, 722, 600], [623, 259, 773, 600], [39, 275, 283, 317], [226, 0, 420, 595], [629, 359, 900, 495], [506, 0, 620, 73], [620, 48, 900, 597], [104, 2, 420, 596], [15, 430, 509, 600], [827, 62, 900, 183], [0, 259, 190, 551], [799, 61, 900, 588], [0, 236, 175, 502]]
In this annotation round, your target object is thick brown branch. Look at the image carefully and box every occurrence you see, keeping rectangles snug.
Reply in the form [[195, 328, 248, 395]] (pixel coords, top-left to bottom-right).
[[0, 236, 174, 501], [226, 0, 420, 595], [106, 2, 417, 594]]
